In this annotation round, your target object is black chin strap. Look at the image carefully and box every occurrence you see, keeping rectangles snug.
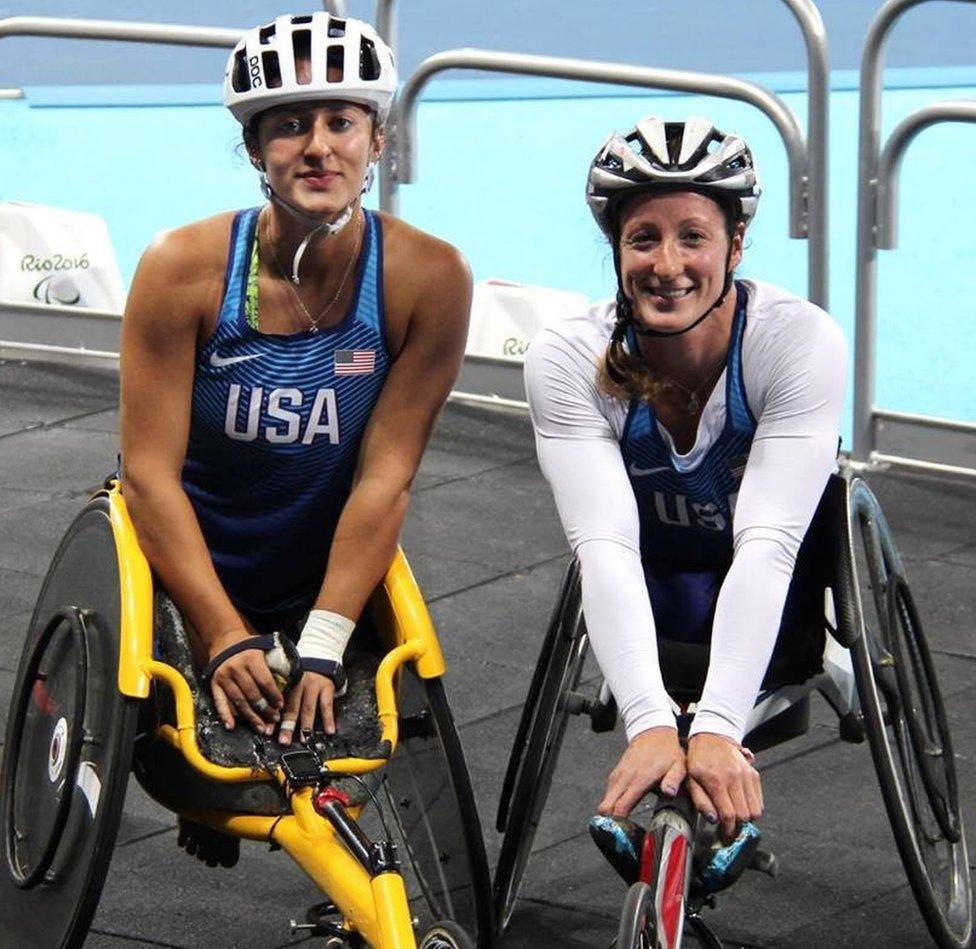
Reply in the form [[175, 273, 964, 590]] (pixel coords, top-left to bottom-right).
[[631, 244, 735, 338]]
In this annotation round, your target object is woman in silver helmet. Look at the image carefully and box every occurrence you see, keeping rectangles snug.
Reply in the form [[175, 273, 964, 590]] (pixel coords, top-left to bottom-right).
[[120, 14, 470, 747], [524, 116, 846, 840]]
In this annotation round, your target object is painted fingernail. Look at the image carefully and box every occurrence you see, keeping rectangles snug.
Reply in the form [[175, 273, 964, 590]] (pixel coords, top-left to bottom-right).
[[706, 812, 718, 824], [661, 783, 676, 796]]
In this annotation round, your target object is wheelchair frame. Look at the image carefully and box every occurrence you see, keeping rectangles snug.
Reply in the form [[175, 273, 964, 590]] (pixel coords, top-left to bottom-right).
[[494, 467, 972, 948], [0, 483, 494, 949]]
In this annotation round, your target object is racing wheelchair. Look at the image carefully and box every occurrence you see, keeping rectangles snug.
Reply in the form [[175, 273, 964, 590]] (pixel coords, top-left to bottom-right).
[[0, 482, 495, 949], [494, 466, 972, 948]]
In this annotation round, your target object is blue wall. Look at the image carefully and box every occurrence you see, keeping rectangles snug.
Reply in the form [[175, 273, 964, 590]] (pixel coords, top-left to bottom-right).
[[3, 68, 975, 428]]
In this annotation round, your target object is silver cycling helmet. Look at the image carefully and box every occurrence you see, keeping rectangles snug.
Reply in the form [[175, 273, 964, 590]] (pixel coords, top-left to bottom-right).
[[224, 13, 397, 125], [586, 116, 760, 236]]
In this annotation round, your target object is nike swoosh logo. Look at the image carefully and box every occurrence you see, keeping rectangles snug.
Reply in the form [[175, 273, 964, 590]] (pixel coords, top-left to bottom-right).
[[628, 463, 671, 477], [209, 350, 265, 368]]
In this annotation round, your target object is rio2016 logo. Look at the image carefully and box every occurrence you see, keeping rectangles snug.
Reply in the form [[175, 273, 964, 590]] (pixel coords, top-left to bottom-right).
[[21, 252, 89, 306], [33, 275, 81, 306]]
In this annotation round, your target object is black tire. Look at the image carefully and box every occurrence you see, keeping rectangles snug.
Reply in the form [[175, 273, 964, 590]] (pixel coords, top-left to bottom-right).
[[419, 918, 476, 949], [841, 476, 971, 949], [381, 668, 494, 949], [493, 559, 588, 931], [0, 496, 139, 948], [615, 882, 656, 949]]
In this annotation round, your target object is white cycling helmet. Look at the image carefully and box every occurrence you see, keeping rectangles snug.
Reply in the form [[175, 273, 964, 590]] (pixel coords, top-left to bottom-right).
[[224, 13, 397, 125], [586, 116, 760, 235]]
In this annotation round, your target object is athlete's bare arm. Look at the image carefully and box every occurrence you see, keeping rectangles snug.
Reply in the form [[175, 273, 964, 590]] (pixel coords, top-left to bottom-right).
[[278, 217, 471, 740], [317, 217, 471, 616], [120, 215, 283, 734]]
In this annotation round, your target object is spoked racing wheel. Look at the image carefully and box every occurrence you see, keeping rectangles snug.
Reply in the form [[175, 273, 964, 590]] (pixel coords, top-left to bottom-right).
[[0, 495, 140, 948], [493, 558, 590, 931], [381, 664, 494, 948], [841, 476, 971, 949]]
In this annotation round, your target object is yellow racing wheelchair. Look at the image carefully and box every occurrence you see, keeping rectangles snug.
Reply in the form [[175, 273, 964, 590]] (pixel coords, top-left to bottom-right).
[[0, 482, 494, 949]]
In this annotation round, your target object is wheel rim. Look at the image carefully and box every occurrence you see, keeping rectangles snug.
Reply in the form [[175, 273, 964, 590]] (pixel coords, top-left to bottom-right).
[[494, 628, 588, 929], [849, 480, 971, 947]]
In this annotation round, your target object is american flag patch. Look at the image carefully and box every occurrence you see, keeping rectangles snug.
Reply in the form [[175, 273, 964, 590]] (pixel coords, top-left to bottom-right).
[[335, 349, 375, 376]]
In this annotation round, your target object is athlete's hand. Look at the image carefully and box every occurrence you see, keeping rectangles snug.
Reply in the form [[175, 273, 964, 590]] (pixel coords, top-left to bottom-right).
[[278, 670, 337, 745], [207, 631, 284, 735], [598, 726, 686, 817], [686, 732, 762, 842]]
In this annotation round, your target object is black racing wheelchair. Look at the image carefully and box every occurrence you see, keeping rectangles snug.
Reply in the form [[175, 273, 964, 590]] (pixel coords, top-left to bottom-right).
[[0, 482, 495, 949], [494, 466, 972, 948]]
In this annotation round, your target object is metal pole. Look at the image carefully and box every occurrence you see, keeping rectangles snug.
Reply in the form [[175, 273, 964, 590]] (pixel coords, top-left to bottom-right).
[[876, 102, 976, 248], [779, 0, 829, 309], [323, 1, 348, 15], [853, 0, 976, 460], [0, 16, 242, 47], [395, 49, 809, 242], [375, 0, 399, 215]]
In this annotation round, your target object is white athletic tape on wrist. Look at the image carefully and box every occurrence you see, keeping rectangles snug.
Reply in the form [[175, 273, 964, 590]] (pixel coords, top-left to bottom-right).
[[298, 610, 354, 696], [298, 610, 355, 663]]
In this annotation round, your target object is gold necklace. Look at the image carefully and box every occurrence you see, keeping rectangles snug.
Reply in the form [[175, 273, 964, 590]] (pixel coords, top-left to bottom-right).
[[263, 211, 361, 334], [661, 356, 727, 415]]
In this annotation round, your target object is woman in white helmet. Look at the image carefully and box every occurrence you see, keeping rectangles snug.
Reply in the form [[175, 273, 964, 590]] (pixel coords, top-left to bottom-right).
[[120, 14, 470, 748], [524, 116, 847, 842]]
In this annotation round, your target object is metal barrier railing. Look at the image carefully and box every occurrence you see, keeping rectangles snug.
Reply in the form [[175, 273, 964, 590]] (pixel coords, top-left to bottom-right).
[[0, 16, 246, 362], [378, 0, 829, 308], [853, 0, 976, 479]]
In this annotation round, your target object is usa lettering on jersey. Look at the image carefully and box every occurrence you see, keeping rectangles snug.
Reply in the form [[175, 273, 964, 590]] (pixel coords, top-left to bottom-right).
[[224, 384, 340, 445], [651, 490, 739, 532]]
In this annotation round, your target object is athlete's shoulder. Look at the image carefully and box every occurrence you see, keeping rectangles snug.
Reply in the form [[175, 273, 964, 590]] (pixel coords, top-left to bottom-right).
[[139, 210, 240, 282], [527, 297, 615, 363], [375, 211, 469, 286], [741, 278, 846, 351]]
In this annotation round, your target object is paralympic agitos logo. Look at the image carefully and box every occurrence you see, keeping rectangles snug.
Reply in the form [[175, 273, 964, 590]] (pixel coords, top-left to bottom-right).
[[22, 252, 89, 306]]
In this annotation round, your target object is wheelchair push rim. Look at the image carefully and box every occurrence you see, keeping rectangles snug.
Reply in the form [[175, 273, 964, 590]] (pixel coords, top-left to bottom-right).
[[0, 497, 139, 949], [492, 559, 589, 931], [845, 477, 972, 949]]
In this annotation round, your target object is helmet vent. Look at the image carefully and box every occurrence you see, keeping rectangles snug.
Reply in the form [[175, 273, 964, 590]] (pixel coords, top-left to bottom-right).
[[291, 15, 313, 25], [258, 24, 276, 44], [292, 29, 312, 84], [231, 49, 250, 93], [262, 51, 282, 89], [359, 37, 381, 81], [328, 17, 347, 38], [327, 45, 345, 83]]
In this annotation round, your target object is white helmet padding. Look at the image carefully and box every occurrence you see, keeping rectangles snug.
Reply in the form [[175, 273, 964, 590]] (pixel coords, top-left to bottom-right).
[[586, 115, 761, 236], [224, 13, 397, 125]]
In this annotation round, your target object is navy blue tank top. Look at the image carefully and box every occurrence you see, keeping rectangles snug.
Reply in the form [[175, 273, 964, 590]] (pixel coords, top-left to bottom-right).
[[182, 208, 389, 619], [620, 282, 755, 575]]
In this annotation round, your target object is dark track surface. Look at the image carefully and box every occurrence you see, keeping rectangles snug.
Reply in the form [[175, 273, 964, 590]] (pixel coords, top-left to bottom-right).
[[0, 357, 974, 948]]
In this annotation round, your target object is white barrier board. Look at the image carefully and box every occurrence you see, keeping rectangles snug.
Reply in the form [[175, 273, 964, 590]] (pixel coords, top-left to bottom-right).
[[0, 201, 126, 311]]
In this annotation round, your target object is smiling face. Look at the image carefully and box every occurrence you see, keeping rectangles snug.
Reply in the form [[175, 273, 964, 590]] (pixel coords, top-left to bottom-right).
[[252, 100, 383, 220], [617, 190, 743, 334]]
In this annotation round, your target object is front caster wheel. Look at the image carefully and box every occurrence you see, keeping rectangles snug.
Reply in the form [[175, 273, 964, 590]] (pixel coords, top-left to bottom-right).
[[419, 919, 475, 949]]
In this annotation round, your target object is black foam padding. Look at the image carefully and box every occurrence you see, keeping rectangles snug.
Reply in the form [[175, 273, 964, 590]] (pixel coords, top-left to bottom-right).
[[133, 592, 388, 813]]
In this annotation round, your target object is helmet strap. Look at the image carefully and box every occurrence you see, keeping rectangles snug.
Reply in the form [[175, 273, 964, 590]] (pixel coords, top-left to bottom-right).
[[259, 174, 356, 285], [630, 244, 735, 339]]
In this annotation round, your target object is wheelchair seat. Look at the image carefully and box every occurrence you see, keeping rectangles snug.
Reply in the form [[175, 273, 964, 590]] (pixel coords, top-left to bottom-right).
[[134, 590, 388, 814]]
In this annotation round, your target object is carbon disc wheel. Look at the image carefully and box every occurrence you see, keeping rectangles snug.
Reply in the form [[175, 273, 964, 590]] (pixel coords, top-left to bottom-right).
[[0, 496, 139, 949]]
